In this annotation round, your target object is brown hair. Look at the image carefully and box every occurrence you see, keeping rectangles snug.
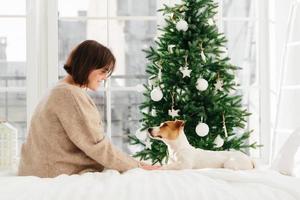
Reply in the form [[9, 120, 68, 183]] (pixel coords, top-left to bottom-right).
[[64, 40, 116, 86]]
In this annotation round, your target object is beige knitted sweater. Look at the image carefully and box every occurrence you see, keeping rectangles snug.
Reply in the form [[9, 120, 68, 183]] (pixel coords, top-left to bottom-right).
[[18, 82, 139, 178]]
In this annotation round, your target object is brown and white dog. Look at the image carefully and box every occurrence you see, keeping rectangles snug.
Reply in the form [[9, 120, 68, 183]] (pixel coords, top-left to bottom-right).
[[148, 120, 254, 170]]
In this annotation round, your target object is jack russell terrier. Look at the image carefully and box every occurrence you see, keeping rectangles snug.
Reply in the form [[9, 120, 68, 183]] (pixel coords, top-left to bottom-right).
[[148, 120, 254, 170]]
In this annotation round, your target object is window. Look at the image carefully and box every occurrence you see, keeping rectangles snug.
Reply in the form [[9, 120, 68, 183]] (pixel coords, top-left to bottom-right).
[[0, 1, 27, 153], [219, 0, 260, 158], [58, 0, 157, 153]]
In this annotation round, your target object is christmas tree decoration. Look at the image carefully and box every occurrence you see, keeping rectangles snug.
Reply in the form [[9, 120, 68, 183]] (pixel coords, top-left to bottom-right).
[[196, 78, 208, 91], [195, 122, 209, 137], [129, 0, 258, 165], [168, 93, 180, 118], [179, 66, 192, 78], [213, 135, 224, 148], [150, 87, 163, 102], [158, 68, 162, 81], [165, 12, 174, 20], [179, 4, 188, 12], [214, 79, 224, 91], [144, 139, 152, 149], [168, 107, 180, 118], [200, 50, 206, 62], [176, 19, 188, 32], [222, 113, 228, 137], [151, 109, 157, 117], [168, 45, 176, 53]]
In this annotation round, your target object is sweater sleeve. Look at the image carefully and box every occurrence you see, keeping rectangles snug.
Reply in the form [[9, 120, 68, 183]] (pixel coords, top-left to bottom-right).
[[55, 88, 139, 172]]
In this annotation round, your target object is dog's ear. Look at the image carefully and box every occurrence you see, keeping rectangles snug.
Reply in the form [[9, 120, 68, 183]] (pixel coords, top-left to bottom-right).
[[175, 120, 185, 127]]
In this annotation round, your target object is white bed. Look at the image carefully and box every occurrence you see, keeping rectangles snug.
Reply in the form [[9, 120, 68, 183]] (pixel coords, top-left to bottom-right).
[[0, 168, 300, 200]]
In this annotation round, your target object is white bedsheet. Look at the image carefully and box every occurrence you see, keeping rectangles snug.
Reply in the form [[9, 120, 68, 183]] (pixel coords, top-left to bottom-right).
[[0, 168, 300, 200]]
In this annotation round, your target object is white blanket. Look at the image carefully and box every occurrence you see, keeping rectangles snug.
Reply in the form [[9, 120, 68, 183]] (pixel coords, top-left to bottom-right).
[[0, 169, 300, 200]]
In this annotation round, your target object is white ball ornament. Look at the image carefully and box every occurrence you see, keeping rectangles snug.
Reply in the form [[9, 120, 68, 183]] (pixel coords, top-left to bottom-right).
[[196, 122, 209, 137], [196, 78, 208, 91], [214, 135, 224, 148], [150, 87, 163, 101], [176, 19, 188, 32]]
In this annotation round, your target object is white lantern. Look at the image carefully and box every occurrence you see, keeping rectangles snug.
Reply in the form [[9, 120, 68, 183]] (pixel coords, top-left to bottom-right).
[[0, 121, 18, 170]]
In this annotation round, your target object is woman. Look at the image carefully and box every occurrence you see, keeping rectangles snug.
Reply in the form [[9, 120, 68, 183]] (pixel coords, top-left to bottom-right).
[[18, 40, 158, 178]]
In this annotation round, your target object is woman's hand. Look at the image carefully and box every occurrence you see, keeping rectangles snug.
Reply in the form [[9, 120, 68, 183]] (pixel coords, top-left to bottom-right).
[[139, 162, 161, 170]]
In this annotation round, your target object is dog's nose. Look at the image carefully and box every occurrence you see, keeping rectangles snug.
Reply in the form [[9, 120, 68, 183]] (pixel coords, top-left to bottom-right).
[[148, 128, 153, 132]]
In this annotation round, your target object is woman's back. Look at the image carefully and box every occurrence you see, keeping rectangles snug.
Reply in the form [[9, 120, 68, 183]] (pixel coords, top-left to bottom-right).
[[18, 82, 105, 177]]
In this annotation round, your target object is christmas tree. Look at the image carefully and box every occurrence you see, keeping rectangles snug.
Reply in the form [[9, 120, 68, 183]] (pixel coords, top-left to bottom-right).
[[129, 0, 259, 165]]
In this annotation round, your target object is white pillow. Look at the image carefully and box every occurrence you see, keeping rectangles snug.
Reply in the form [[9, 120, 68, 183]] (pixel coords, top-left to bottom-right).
[[293, 148, 300, 177], [271, 128, 300, 176]]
